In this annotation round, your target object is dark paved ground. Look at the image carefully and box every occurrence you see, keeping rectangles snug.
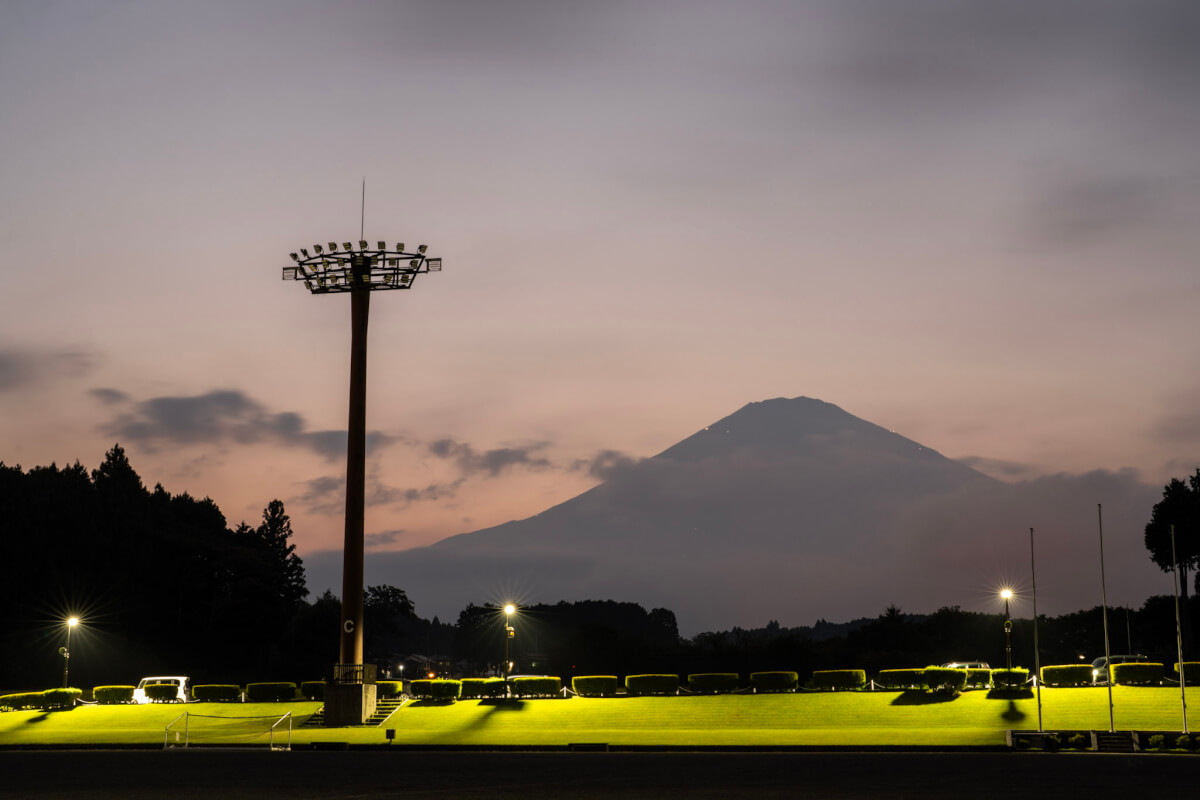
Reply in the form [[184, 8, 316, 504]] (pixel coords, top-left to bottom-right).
[[2, 750, 1196, 799]]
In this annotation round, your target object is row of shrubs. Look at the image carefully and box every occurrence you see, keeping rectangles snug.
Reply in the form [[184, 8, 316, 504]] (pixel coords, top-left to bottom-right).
[[409, 666, 1057, 700], [1041, 662, 1200, 687], [15, 661, 1198, 710], [405, 672, 806, 701], [0, 688, 82, 712], [875, 668, 1026, 692], [88, 681, 401, 704]]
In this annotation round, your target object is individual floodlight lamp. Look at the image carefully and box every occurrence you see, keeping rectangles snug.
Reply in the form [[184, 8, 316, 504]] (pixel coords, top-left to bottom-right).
[[329, 241, 339, 251], [359, 239, 368, 250]]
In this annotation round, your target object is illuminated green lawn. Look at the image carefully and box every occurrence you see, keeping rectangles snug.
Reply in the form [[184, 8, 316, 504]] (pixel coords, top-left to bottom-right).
[[0, 688, 1195, 748]]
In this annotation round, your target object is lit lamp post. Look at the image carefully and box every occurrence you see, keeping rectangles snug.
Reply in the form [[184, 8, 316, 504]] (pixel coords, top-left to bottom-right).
[[504, 604, 516, 681], [282, 238, 442, 724], [1000, 589, 1014, 671], [60, 617, 78, 688]]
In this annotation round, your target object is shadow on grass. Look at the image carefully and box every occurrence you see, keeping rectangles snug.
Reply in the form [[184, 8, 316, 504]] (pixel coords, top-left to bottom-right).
[[889, 691, 959, 706], [407, 699, 460, 708], [986, 688, 1034, 700], [1000, 700, 1026, 723], [477, 699, 528, 710]]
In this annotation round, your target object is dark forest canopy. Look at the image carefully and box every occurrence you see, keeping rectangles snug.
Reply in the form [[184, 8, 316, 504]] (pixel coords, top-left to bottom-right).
[[0, 445, 314, 688], [2, 447, 1196, 693]]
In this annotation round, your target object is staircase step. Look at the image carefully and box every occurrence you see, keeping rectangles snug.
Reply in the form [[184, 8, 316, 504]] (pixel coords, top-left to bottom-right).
[[1094, 732, 1137, 753]]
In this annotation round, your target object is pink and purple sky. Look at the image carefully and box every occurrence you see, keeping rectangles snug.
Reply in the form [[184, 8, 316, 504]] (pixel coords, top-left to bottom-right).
[[3, 2, 1198, 617]]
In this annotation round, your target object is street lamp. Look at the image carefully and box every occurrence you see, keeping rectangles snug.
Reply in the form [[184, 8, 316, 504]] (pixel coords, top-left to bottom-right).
[[1000, 589, 1013, 671], [60, 617, 78, 688], [504, 604, 516, 681], [282, 237, 442, 724]]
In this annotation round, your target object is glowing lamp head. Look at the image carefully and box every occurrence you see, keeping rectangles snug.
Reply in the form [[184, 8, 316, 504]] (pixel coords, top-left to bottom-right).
[[504, 604, 516, 615], [1000, 589, 1013, 600], [67, 617, 79, 627]]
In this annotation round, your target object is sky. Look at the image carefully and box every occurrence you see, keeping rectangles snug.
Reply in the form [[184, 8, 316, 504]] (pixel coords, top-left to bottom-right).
[[3, 1, 1198, 624]]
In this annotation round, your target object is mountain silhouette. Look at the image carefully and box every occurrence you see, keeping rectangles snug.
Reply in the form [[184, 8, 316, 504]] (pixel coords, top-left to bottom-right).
[[433, 397, 994, 557], [316, 396, 1162, 633]]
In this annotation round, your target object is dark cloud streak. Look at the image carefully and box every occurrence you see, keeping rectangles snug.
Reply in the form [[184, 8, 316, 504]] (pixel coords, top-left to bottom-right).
[[428, 437, 553, 477], [103, 388, 392, 460], [0, 346, 95, 392]]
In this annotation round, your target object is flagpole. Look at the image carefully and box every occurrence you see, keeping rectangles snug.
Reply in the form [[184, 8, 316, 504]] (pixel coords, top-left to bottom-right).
[[1171, 524, 1189, 733], [1098, 504, 1114, 733], [1030, 527, 1043, 733]]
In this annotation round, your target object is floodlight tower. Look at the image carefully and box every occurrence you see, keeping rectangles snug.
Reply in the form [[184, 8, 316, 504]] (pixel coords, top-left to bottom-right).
[[283, 238, 441, 723]]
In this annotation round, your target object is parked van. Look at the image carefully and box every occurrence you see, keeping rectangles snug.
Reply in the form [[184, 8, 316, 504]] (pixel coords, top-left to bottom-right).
[[132, 676, 190, 703]]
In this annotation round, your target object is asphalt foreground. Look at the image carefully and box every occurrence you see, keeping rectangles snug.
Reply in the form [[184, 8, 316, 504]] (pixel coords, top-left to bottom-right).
[[3, 751, 1196, 799]]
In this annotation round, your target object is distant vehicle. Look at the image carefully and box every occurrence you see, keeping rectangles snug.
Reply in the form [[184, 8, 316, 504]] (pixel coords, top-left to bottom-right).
[[132, 676, 190, 704], [940, 661, 990, 670], [1092, 655, 1148, 685]]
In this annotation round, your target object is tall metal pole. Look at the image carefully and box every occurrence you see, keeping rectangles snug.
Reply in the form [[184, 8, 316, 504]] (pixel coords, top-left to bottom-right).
[[1003, 594, 1013, 670], [282, 236, 443, 705], [1030, 527, 1043, 733], [339, 260, 370, 669], [1098, 503, 1115, 733], [1172, 524, 1189, 733], [62, 622, 72, 688]]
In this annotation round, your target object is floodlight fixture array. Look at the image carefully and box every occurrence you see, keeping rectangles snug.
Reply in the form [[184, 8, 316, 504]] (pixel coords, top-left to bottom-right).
[[282, 241, 441, 295]]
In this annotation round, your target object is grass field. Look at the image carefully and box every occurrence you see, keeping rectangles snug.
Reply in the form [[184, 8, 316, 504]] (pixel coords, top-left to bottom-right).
[[1, 688, 1195, 748]]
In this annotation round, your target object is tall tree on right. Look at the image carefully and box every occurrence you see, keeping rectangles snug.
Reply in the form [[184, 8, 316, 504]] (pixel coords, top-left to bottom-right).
[[1144, 469, 1200, 598]]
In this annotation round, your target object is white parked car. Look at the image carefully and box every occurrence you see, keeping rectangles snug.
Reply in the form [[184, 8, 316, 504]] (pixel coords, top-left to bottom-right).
[[133, 676, 190, 704]]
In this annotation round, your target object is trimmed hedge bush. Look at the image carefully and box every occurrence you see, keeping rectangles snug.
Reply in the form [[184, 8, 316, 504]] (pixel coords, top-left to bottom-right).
[[990, 668, 1029, 690], [145, 683, 183, 703], [964, 668, 990, 689], [409, 679, 461, 701], [749, 671, 798, 692], [1041, 664, 1092, 687], [192, 684, 240, 702], [42, 688, 82, 710], [572, 676, 619, 697], [812, 669, 867, 691], [512, 677, 562, 698], [1112, 662, 1163, 686], [301, 681, 325, 701], [625, 674, 679, 696], [376, 681, 404, 699], [461, 678, 507, 699], [0, 691, 44, 711], [875, 669, 925, 690], [1176, 662, 1200, 684], [245, 682, 298, 702], [93, 685, 136, 704], [688, 673, 740, 694], [922, 667, 967, 693]]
